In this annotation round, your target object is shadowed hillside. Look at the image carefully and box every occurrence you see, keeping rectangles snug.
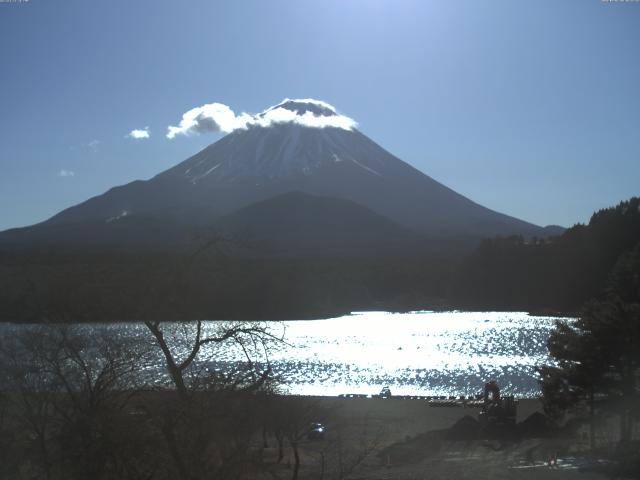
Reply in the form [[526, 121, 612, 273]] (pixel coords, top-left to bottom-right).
[[452, 197, 640, 312]]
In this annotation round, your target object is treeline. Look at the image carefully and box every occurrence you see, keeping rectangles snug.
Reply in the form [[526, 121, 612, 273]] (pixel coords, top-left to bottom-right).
[[452, 197, 640, 312], [3, 197, 639, 321], [537, 241, 640, 475], [0, 247, 455, 323]]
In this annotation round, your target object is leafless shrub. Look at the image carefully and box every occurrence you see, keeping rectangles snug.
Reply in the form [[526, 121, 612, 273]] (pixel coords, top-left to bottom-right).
[[0, 325, 151, 480]]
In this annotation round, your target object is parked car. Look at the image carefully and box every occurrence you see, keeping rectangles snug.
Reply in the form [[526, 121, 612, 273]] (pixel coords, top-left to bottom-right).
[[379, 386, 392, 399], [307, 422, 326, 440]]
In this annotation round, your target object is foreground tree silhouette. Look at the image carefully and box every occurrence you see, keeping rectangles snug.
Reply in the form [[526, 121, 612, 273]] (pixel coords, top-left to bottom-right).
[[539, 243, 640, 446], [140, 319, 282, 479], [0, 325, 147, 480], [138, 235, 286, 480]]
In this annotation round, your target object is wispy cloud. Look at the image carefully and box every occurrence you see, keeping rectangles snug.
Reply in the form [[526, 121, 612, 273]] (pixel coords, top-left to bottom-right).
[[127, 127, 150, 139], [70, 139, 100, 153], [166, 99, 357, 139], [58, 169, 75, 177]]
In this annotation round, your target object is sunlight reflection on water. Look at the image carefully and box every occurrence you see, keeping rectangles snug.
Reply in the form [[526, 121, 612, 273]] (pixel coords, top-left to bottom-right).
[[2, 311, 566, 397], [264, 311, 562, 397]]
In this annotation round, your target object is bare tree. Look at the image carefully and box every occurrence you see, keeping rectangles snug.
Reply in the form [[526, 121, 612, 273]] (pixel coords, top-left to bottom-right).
[[267, 396, 326, 480], [144, 319, 280, 399], [1, 331, 57, 479], [126, 232, 287, 479], [0, 324, 150, 480], [138, 318, 282, 480]]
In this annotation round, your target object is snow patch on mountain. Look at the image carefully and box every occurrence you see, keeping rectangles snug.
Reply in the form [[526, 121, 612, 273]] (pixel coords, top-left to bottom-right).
[[106, 210, 130, 223], [350, 157, 382, 177], [173, 118, 386, 186], [189, 163, 222, 183], [166, 98, 356, 138]]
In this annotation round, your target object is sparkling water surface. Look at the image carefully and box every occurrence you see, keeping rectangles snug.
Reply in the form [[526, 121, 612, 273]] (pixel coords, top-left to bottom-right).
[[1, 311, 566, 398], [265, 311, 562, 397]]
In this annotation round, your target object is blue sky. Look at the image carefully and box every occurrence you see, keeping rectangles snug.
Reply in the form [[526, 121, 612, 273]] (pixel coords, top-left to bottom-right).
[[1, 0, 638, 231]]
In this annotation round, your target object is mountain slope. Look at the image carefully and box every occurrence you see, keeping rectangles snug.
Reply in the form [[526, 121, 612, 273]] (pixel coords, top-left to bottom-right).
[[0, 215, 196, 253], [218, 191, 423, 256], [7, 99, 557, 246]]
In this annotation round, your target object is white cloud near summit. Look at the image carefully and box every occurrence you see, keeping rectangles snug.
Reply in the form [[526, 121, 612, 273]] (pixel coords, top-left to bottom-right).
[[166, 103, 253, 139], [254, 105, 357, 130], [166, 99, 357, 139]]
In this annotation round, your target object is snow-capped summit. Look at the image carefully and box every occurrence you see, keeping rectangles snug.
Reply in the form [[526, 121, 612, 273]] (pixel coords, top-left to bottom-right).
[[259, 99, 339, 118], [250, 98, 357, 131]]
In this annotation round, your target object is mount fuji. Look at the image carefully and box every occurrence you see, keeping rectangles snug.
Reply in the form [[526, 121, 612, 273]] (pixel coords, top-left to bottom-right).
[[1, 99, 561, 253]]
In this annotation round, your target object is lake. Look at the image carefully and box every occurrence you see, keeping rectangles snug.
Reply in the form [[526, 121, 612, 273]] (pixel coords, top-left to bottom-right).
[[266, 311, 563, 397], [1, 311, 565, 398]]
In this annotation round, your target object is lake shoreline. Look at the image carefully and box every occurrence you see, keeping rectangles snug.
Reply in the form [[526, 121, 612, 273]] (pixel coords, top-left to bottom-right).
[[0, 307, 577, 325]]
